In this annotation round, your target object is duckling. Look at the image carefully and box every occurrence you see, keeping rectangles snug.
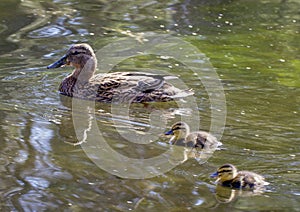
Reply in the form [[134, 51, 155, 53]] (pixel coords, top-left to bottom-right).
[[211, 164, 269, 190], [47, 43, 193, 103], [164, 121, 221, 149]]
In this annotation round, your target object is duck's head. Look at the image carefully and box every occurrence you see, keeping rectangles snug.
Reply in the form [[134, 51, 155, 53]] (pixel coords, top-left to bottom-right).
[[164, 122, 190, 141], [211, 164, 238, 183], [47, 43, 97, 81]]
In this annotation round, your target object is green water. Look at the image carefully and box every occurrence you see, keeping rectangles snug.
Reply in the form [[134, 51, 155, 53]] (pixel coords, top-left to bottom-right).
[[0, 0, 299, 211]]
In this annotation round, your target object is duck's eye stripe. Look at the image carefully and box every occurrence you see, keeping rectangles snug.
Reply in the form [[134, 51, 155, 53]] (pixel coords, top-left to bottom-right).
[[220, 165, 232, 169], [72, 51, 81, 55], [172, 126, 183, 131], [218, 169, 231, 173]]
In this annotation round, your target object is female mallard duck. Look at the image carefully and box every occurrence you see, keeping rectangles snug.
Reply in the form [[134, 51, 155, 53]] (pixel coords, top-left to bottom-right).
[[47, 43, 193, 103], [211, 164, 269, 190], [164, 122, 221, 149]]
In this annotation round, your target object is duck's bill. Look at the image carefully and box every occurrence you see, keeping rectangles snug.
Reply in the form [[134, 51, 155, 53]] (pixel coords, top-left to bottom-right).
[[210, 172, 218, 178], [164, 129, 174, 135], [47, 55, 67, 69]]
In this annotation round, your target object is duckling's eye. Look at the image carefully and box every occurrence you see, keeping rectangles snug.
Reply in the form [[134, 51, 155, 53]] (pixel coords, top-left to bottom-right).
[[72, 51, 81, 55], [172, 127, 182, 131], [218, 170, 231, 174]]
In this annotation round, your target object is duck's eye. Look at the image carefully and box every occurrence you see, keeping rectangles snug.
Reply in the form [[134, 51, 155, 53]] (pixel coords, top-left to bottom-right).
[[173, 126, 186, 131], [172, 127, 181, 131], [72, 51, 81, 55], [218, 170, 231, 174]]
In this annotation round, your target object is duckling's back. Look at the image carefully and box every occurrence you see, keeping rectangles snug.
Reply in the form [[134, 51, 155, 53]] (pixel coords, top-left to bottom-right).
[[186, 131, 220, 149], [223, 171, 269, 190]]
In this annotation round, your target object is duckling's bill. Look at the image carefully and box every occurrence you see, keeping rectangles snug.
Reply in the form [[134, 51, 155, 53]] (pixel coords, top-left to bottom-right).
[[210, 171, 218, 178], [210, 172, 221, 183], [164, 129, 174, 135], [164, 129, 176, 144], [47, 55, 68, 69]]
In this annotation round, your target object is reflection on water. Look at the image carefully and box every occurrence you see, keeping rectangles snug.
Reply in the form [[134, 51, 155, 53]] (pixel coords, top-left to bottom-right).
[[0, 0, 299, 211]]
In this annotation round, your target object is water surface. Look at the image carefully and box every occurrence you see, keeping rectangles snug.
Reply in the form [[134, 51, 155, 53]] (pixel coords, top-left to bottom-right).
[[0, 0, 299, 211]]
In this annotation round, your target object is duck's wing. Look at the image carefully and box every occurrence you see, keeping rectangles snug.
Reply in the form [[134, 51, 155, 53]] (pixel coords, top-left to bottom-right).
[[132, 74, 165, 92], [238, 171, 269, 189], [93, 72, 171, 92], [185, 131, 220, 149], [90, 72, 193, 103], [185, 132, 206, 148], [123, 72, 177, 92]]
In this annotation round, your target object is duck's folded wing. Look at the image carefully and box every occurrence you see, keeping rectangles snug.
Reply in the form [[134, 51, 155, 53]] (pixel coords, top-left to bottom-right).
[[124, 72, 170, 92]]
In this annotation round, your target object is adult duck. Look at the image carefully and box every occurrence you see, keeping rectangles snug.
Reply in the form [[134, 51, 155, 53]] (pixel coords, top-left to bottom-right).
[[47, 43, 193, 103]]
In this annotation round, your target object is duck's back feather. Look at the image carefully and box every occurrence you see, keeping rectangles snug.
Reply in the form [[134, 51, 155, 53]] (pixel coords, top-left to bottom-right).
[[222, 171, 268, 189], [185, 131, 219, 149], [59, 72, 193, 103]]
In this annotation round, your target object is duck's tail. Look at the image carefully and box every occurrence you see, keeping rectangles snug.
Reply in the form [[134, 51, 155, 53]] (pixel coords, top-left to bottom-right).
[[170, 88, 194, 99]]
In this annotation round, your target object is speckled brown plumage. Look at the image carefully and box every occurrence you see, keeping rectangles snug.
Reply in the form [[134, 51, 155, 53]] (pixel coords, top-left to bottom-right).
[[211, 164, 269, 190], [164, 121, 221, 149], [47, 43, 193, 103]]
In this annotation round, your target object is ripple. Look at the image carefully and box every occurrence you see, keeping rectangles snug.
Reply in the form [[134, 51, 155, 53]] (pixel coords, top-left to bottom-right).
[[0, 23, 8, 34], [25, 176, 50, 189], [28, 25, 72, 38]]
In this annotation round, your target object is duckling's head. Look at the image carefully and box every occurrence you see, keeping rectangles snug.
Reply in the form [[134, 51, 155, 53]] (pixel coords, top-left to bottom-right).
[[164, 122, 190, 141], [211, 164, 238, 183], [47, 43, 97, 81]]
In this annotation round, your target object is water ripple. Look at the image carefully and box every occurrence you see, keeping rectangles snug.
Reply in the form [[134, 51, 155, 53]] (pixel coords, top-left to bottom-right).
[[28, 25, 72, 38]]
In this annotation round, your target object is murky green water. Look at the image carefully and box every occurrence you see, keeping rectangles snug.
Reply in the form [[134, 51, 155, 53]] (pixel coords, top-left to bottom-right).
[[0, 0, 299, 211]]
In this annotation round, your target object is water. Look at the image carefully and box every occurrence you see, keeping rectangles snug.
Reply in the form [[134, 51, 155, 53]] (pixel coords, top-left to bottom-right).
[[0, 0, 299, 211]]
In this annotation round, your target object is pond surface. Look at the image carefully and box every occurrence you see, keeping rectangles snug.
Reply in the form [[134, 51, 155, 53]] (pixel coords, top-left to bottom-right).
[[0, 0, 299, 211]]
